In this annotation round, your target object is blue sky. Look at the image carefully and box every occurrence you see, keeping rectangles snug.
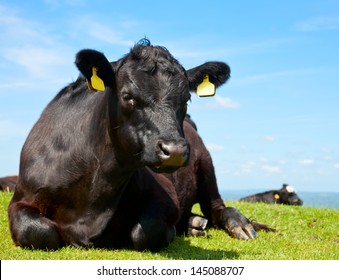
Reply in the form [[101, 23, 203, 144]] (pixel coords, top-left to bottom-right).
[[0, 0, 338, 193]]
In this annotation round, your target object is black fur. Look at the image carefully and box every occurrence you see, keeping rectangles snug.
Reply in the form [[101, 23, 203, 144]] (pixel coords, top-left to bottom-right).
[[8, 39, 266, 252]]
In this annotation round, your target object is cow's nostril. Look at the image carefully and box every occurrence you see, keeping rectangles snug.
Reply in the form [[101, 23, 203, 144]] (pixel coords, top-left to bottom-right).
[[160, 144, 171, 156], [158, 141, 189, 166]]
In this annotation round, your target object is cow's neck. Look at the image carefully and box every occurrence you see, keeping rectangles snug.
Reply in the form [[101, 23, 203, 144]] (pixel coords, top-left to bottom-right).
[[92, 89, 137, 187]]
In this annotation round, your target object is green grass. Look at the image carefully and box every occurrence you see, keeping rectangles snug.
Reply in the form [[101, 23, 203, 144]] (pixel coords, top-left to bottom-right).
[[1, 192, 338, 260]]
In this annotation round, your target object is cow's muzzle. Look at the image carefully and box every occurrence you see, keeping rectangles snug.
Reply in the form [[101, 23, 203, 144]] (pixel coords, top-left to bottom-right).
[[151, 140, 189, 173]]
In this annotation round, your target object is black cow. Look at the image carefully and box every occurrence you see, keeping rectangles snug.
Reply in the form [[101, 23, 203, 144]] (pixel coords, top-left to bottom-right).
[[240, 184, 303, 206], [0, 176, 17, 192], [184, 114, 197, 131], [8, 39, 269, 251]]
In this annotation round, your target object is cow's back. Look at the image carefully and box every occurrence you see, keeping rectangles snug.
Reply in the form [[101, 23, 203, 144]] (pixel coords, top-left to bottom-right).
[[240, 192, 276, 203]]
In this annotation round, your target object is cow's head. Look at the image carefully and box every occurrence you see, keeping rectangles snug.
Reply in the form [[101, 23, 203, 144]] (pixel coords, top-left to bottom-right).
[[75, 39, 230, 173], [276, 184, 303, 206]]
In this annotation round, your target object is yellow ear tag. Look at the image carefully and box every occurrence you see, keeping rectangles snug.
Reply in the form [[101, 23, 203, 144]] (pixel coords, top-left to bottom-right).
[[274, 194, 280, 200], [87, 67, 105, 91], [197, 74, 216, 97]]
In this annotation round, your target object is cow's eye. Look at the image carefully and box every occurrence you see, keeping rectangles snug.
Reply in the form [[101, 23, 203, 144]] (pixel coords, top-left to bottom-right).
[[121, 93, 136, 111], [122, 93, 133, 101]]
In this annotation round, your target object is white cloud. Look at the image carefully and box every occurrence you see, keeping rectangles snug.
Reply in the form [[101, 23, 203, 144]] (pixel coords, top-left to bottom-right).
[[0, 5, 72, 78], [334, 164, 339, 169], [0, 6, 55, 46], [0, 120, 29, 139], [298, 159, 314, 165], [295, 16, 339, 32], [240, 161, 256, 174], [0, 79, 66, 90], [4, 47, 69, 78], [262, 165, 280, 173], [189, 95, 240, 111], [84, 22, 134, 46], [214, 96, 240, 109], [258, 157, 269, 163], [263, 135, 275, 142], [206, 143, 225, 152]]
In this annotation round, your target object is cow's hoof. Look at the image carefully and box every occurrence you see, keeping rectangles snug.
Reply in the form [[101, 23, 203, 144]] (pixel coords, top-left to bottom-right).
[[188, 216, 208, 230], [187, 228, 207, 237], [223, 207, 257, 240]]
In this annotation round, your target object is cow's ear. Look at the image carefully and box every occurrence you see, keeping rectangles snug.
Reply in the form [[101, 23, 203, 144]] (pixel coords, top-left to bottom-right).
[[75, 49, 115, 91], [186, 62, 230, 96]]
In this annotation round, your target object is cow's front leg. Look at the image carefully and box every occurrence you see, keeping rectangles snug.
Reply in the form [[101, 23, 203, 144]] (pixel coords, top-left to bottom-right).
[[8, 201, 62, 250], [220, 206, 275, 240], [129, 169, 179, 252], [131, 218, 176, 252], [222, 207, 257, 240]]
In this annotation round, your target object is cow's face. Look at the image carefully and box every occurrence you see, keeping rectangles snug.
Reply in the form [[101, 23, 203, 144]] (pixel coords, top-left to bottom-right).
[[75, 40, 230, 173], [279, 185, 303, 206], [112, 48, 190, 173]]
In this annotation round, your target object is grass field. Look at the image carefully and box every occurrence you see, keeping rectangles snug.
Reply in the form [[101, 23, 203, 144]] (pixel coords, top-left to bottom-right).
[[1, 191, 338, 260]]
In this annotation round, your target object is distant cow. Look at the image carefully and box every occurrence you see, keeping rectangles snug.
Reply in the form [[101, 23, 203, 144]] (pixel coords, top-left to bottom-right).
[[240, 184, 303, 206], [8, 39, 269, 251], [0, 176, 17, 192]]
